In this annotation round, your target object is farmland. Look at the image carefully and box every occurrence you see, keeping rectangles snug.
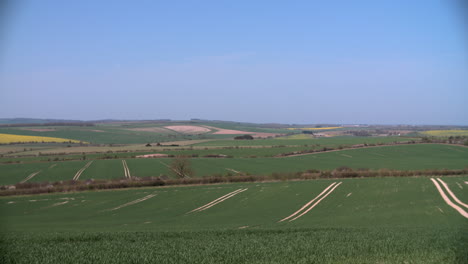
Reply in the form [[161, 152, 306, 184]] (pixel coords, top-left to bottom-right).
[[0, 133, 83, 144], [1, 144, 467, 185], [422, 130, 468, 137], [1, 176, 467, 263], [1, 121, 468, 263]]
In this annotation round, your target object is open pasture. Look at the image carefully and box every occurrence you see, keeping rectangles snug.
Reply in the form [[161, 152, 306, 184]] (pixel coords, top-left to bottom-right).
[[1, 176, 467, 263]]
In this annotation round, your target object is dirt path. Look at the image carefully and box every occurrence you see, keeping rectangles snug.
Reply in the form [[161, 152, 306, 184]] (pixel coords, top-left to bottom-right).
[[279, 182, 337, 222], [73, 161, 93, 180], [436, 178, 468, 209], [430, 178, 468, 218], [107, 194, 157, 211], [20, 171, 42, 183], [189, 188, 247, 213], [122, 160, 131, 178]]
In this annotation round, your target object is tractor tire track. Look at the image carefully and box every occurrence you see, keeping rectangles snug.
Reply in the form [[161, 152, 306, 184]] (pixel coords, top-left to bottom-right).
[[436, 178, 468, 209], [73, 161, 93, 180], [279, 182, 342, 222], [107, 194, 157, 211], [279, 182, 337, 222], [189, 188, 247, 213], [289, 182, 342, 222], [430, 178, 468, 218], [20, 171, 42, 183], [122, 160, 131, 178]]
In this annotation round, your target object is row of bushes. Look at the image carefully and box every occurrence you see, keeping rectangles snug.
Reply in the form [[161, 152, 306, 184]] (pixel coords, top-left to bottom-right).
[[1, 167, 467, 196]]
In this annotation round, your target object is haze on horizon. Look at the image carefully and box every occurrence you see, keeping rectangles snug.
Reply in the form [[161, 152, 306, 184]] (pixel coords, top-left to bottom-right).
[[0, 0, 467, 125]]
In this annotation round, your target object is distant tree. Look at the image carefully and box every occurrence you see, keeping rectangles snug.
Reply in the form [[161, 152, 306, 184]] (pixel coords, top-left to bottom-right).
[[234, 135, 254, 140], [146, 143, 152, 147], [169, 156, 194, 178]]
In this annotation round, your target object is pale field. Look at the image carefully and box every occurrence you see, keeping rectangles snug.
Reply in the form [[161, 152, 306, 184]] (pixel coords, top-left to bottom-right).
[[422, 130, 468, 137], [287, 127, 342, 130]]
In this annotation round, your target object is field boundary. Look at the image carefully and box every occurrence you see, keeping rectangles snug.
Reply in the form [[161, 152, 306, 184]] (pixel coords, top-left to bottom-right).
[[73, 161, 93, 180], [430, 178, 468, 218], [277, 143, 467, 158], [3, 171, 467, 196]]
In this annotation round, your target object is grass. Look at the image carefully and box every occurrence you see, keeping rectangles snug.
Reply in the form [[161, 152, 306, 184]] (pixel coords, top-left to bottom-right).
[[1, 176, 467, 263]]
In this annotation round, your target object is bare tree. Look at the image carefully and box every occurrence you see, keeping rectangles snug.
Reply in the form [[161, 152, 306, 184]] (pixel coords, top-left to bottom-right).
[[169, 156, 194, 178]]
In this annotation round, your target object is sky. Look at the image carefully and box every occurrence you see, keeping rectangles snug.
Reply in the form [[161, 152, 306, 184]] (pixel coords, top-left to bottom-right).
[[0, 0, 467, 125]]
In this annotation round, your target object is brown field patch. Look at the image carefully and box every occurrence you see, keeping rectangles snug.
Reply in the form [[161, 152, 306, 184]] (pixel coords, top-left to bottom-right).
[[164, 125, 211, 134], [201, 125, 279, 138], [128, 127, 171, 133], [20, 128, 56, 132], [136, 153, 169, 158], [213, 129, 278, 138]]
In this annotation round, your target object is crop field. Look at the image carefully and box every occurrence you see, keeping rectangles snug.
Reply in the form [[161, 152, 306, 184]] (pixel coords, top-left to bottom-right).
[[0, 133, 83, 144], [1, 176, 467, 263], [1, 144, 467, 185], [422, 130, 468, 137], [1, 122, 468, 263], [287, 126, 342, 130], [0, 122, 289, 145], [192, 135, 416, 147]]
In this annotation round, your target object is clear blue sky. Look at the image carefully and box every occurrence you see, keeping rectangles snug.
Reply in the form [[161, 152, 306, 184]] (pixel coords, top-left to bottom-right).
[[1, 0, 467, 125]]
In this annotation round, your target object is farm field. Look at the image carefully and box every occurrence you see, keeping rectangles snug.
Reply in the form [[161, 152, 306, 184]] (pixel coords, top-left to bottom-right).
[[0, 122, 290, 145], [0, 133, 83, 144], [1, 176, 467, 263], [0, 136, 417, 162], [0, 144, 467, 185], [192, 136, 416, 147], [1, 121, 468, 263], [422, 130, 468, 137]]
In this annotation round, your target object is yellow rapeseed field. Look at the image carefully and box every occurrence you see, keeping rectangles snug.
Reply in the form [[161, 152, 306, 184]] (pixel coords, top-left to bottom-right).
[[287, 127, 342, 131], [421, 130, 468, 137], [0, 133, 84, 144]]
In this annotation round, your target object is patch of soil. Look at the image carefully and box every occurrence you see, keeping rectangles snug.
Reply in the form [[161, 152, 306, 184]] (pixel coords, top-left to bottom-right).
[[136, 153, 169, 158], [128, 127, 171, 133], [20, 128, 56, 132], [164, 126, 211, 134]]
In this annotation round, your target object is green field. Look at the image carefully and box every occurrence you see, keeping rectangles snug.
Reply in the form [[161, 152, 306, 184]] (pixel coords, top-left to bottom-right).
[[1, 144, 467, 185], [0, 121, 291, 145], [1, 176, 467, 263], [1, 122, 468, 263], [192, 136, 415, 147]]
